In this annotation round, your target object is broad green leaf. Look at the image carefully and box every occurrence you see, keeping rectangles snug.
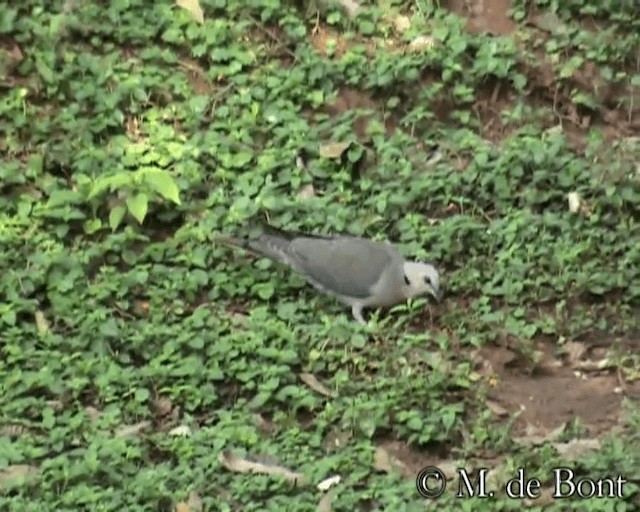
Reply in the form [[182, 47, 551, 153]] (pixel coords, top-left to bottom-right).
[[88, 173, 132, 199], [143, 169, 181, 205], [83, 218, 102, 234], [109, 204, 127, 231], [126, 193, 149, 224]]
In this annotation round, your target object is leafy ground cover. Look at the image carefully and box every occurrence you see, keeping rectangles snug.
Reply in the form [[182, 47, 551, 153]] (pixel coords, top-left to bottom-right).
[[0, 0, 639, 510]]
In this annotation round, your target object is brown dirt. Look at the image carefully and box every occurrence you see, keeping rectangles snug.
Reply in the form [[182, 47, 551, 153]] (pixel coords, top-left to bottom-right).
[[475, 337, 639, 436], [446, 0, 517, 35]]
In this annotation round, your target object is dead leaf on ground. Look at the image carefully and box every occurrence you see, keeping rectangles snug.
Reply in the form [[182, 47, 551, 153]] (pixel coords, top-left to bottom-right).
[[299, 373, 333, 397], [176, 0, 204, 24], [530, 12, 569, 34], [574, 358, 615, 372], [0, 464, 40, 490], [252, 413, 274, 433], [0, 424, 29, 437], [514, 422, 567, 446], [438, 460, 463, 481], [335, 0, 360, 18], [486, 463, 512, 495], [152, 396, 174, 417], [373, 446, 405, 475], [114, 421, 151, 438], [319, 141, 351, 159], [552, 438, 601, 460], [393, 15, 411, 33], [35, 310, 50, 334], [46, 399, 64, 411], [169, 425, 192, 437], [317, 490, 336, 512], [133, 300, 150, 317], [486, 399, 509, 417], [407, 36, 436, 53], [567, 192, 582, 213], [317, 475, 341, 491], [174, 491, 203, 512], [85, 406, 102, 423], [322, 428, 351, 452], [297, 184, 316, 200], [560, 340, 587, 366], [218, 451, 306, 485], [523, 485, 555, 506]]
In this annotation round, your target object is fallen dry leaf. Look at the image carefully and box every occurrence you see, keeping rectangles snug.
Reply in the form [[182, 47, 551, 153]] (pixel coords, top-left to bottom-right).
[[114, 421, 151, 438], [530, 11, 569, 34], [185, 491, 204, 512], [0, 464, 40, 490], [218, 451, 306, 485], [336, 0, 360, 18], [322, 428, 351, 452], [319, 141, 350, 159], [373, 445, 409, 476], [574, 358, 614, 372], [297, 184, 316, 200], [486, 463, 512, 495], [176, 0, 204, 24], [46, 399, 65, 411], [552, 438, 601, 460], [133, 300, 150, 317], [437, 460, 463, 480], [0, 424, 29, 437], [317, 474, 341, 491], [317, 490, 335, 512], [393, 15, 411, 33], [152, 396, 174, 417], [567, 192, 582, 213], [169, 425, 192, 437], [251, 413, 274, 434], [486, 399, 509, 417], [34, 310, 50, 334], [408, 36, 436, 53], [561, 340, 587, 366], [515, 422, 567, 446], [523, 485, 555, 506], [85, 406, 102, 423], [299, 373, 333, 397]]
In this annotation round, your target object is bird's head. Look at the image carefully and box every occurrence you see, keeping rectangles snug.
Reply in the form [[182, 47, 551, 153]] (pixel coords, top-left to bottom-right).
[[401, 261, 442, 302]]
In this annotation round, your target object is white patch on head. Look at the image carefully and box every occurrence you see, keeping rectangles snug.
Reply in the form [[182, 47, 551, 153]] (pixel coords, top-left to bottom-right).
[[402, 261, 441, 300]]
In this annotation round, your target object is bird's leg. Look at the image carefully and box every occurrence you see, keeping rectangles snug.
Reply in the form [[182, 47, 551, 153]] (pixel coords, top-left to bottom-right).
[[351, 304, 366, 325]]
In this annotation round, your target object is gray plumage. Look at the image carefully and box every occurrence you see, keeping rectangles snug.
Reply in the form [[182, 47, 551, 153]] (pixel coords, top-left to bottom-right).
[[216, 226, 442, 324]]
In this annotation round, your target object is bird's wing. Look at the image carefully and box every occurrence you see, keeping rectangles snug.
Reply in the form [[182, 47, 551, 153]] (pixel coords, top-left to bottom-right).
[[288, 235, 398, 299]]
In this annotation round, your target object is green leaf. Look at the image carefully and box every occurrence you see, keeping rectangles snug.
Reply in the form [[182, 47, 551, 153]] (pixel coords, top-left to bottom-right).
[[255, 283, 275, 300], [109, 205, 127, 231], [143, 170, 181, 205], [35, 58, 55, 83], [88, 173, 132, 200], [126, 193, 149, 224], [83, 218, 102, 234]]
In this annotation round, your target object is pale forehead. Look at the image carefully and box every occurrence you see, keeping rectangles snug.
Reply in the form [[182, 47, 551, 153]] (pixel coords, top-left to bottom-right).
[[405, 261, 439, 279]]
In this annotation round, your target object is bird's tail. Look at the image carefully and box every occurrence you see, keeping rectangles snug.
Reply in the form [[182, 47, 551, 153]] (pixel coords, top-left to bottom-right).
[[214, 224, 296, 265]]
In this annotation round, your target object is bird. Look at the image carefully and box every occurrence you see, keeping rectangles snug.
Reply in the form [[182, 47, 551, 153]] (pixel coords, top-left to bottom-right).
[[215, 225, 442, 324]]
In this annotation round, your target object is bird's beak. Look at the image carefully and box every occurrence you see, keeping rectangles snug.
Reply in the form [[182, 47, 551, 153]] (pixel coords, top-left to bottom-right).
[[431, 288, 443, 303]]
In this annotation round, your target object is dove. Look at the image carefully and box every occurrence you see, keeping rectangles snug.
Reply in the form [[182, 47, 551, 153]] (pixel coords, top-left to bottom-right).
[[216, 225, 442, 324]]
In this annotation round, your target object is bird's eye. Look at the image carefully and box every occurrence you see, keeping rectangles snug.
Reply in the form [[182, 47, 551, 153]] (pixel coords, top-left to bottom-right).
[[423, 276, 432, 286], [403, 274, 410, 286]]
